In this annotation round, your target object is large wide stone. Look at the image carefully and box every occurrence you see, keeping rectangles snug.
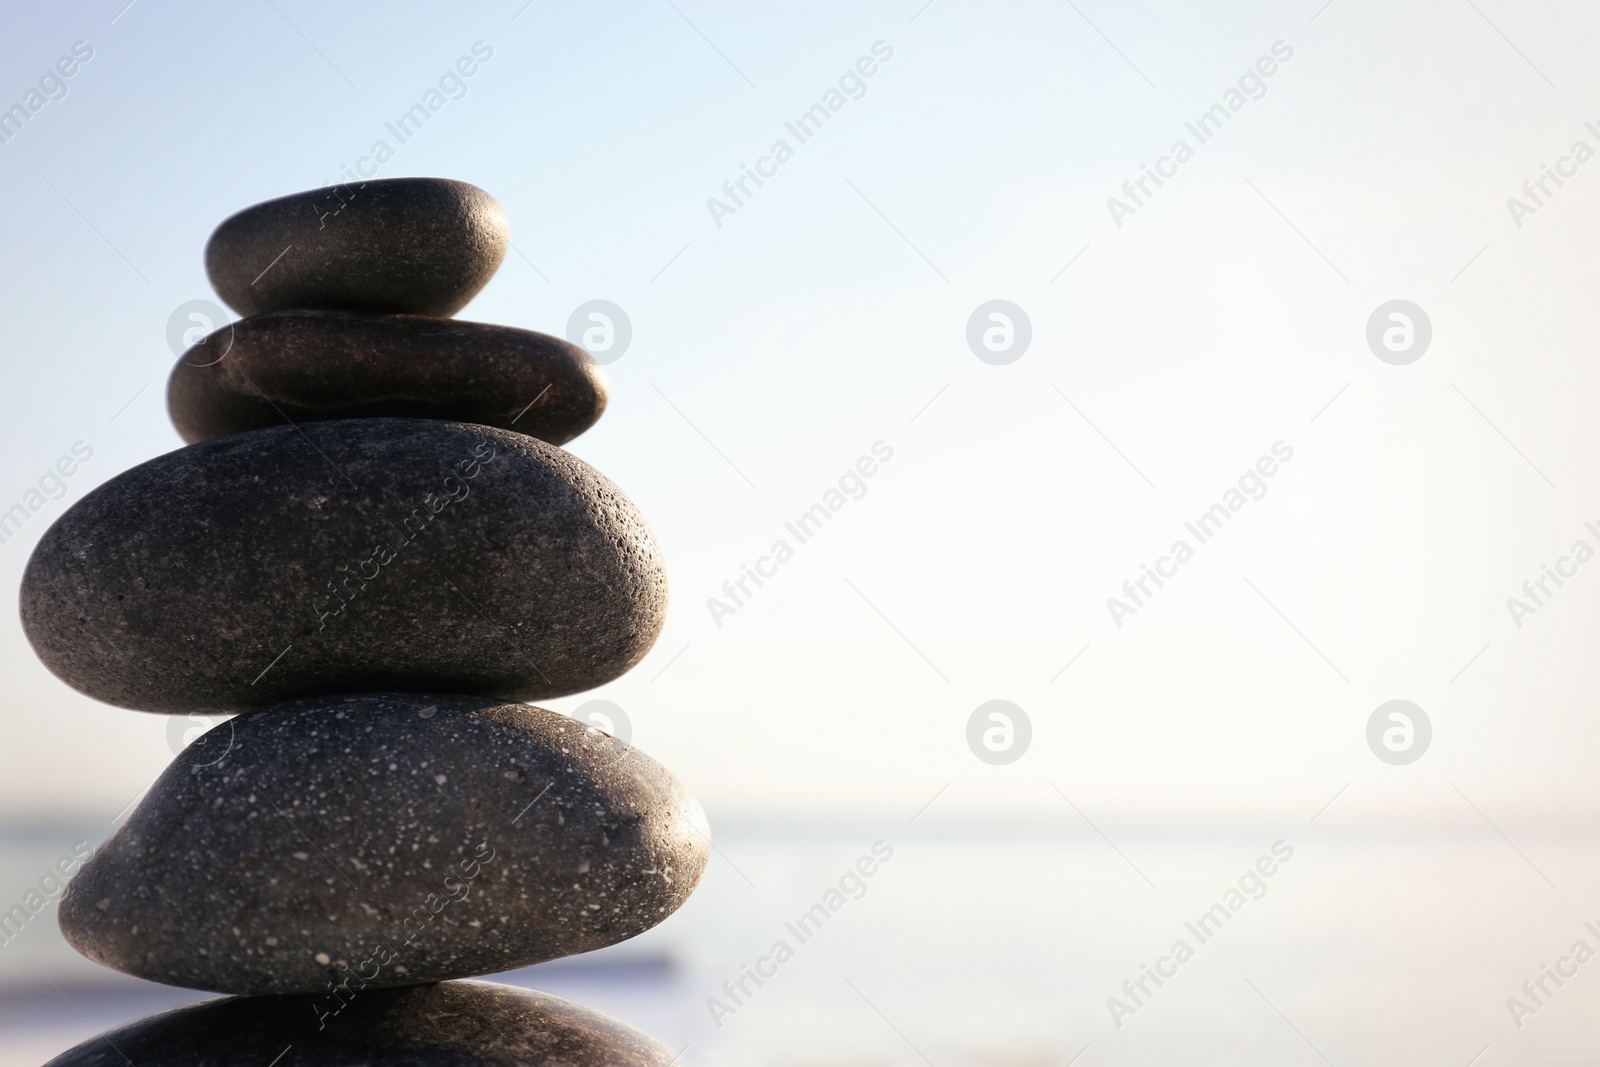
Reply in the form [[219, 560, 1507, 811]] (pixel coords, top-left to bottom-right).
[[20, 420, 665, 714], [205, 178, 509, 317], [43, 979, 683, 1065], [59, 694, 708, 995], [168, 310, 607, 446]]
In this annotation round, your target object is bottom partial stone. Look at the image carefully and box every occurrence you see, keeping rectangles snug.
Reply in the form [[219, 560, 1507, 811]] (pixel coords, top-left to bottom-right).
[[44, 979, 681, 1066]]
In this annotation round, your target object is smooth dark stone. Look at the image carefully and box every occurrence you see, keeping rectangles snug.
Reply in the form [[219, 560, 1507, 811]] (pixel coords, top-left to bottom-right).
[[20, 420, 665, 714], [43, 979, 682, 1065], [168, 310, 607, 446], [205, 178, 509, 317], [59, 694, 709, 995]]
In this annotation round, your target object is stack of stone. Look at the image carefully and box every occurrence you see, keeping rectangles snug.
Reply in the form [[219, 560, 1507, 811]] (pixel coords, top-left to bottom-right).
[[21, 178, 707, 1065]]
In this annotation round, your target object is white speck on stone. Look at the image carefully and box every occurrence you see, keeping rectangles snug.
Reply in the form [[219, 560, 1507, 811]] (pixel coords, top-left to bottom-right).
[[419, 705, 437, 718], [315, 952, 331, 965], [434, 774, 447, 785]]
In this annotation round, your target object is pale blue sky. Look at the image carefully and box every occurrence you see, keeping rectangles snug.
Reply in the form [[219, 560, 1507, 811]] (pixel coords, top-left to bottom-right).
[[4, 0, 1600, 832]]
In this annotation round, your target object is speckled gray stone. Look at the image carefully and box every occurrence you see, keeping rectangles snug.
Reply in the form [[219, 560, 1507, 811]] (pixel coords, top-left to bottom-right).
[[43, 979, 683, 1065], [168, 310, 607, 446], [59, 694, 709, 995], [20, 420, 666, 714], [205, 178, 509, 318]]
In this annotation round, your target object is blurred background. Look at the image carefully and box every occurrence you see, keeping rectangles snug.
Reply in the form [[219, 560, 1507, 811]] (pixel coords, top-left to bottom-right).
[[5, 0, 1600, 1062]]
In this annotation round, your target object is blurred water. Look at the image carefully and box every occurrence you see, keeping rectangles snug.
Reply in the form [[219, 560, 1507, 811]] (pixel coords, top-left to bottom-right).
[[5, 822, 1600, 1065]]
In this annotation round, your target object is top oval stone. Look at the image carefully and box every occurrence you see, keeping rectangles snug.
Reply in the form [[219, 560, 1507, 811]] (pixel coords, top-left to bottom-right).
[[205, 178, 510, 317]]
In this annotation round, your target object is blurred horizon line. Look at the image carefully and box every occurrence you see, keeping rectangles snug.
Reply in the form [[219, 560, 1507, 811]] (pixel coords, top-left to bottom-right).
[[5, 799, 1600, 840]]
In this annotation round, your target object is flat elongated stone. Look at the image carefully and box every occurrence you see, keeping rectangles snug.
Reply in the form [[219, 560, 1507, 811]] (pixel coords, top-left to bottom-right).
[[168, 310, 607, 446], [205, 178, 509, 317], [20, 420, 665, 714], [59, 695, 708, 995], [43, 979, 683, 1065]]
